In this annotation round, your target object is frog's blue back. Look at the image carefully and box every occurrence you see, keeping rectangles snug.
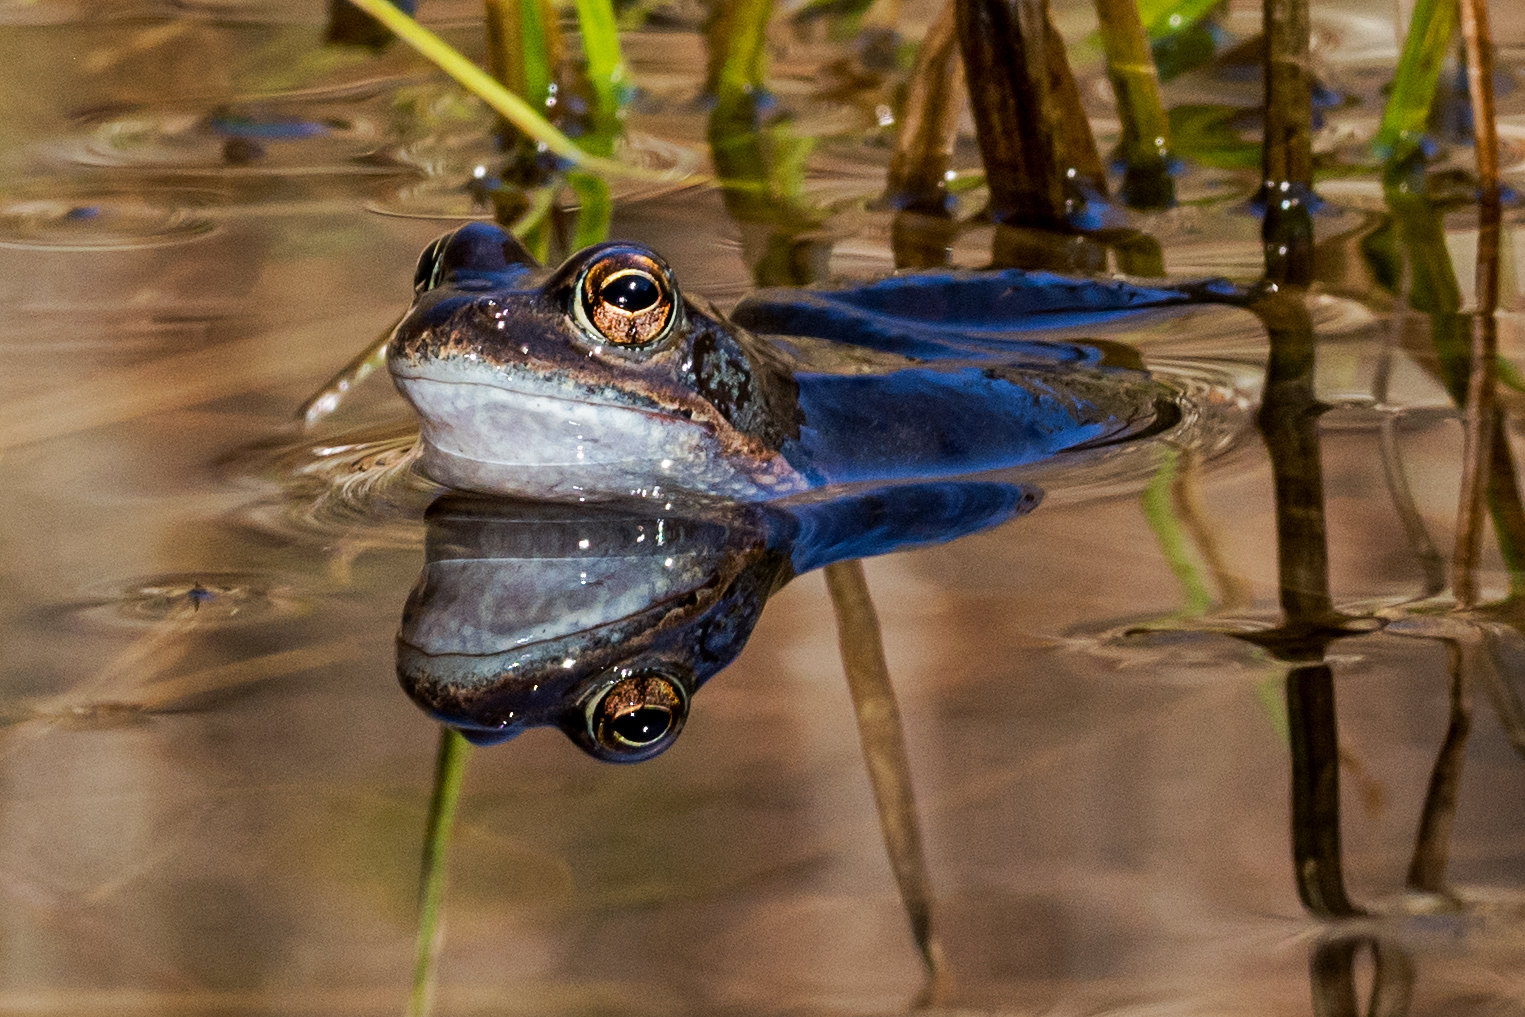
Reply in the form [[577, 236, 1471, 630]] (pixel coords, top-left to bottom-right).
[[737, 269, 1230, 489], [732, 268, 1244, 361], [780, 363, 1173, 488]]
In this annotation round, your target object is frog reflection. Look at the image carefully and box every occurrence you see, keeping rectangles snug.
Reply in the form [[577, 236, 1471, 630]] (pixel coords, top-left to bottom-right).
[[398, 483, 1039, 761]]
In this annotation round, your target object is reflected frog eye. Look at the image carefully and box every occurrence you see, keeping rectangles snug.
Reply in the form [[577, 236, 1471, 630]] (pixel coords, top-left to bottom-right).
[[574, 248, 677, 347], [586, 671, 688, 761]]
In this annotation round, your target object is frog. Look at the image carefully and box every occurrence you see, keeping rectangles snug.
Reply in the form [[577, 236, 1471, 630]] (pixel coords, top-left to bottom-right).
[[388, 221, 1245, 503]]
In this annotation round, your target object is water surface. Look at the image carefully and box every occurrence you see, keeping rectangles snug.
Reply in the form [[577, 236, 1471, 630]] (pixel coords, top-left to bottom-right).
[[1, 4, 1524, 1015]]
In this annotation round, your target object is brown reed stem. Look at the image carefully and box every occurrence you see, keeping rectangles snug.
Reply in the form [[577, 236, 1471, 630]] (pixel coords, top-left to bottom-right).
[[885, 0, 962, 213], [823, 560, 946, 1002]]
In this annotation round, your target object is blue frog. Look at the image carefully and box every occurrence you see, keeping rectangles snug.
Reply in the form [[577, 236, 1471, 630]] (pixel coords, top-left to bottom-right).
[[388, 221, 1242, 503]]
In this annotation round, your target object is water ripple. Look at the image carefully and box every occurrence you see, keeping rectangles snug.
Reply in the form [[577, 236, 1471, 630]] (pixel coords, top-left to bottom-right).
[[229, 422, 438, 548], [0, 192, 218, 250]]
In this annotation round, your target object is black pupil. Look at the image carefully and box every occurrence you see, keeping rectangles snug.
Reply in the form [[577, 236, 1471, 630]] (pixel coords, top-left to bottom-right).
[[601, 273, 660, 313], [611, 707, 671, 744]]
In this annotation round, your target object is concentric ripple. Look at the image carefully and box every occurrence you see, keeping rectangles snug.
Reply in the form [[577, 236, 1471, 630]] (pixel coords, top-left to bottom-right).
[[1015, 356, 1261, 506], [73, 572, 307, 628], [366, 130, 704, 220], [56, 104, 398, 176], [0, 192, 219, 250]]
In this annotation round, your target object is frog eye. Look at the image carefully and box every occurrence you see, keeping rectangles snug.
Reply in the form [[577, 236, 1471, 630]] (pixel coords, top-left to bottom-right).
[[574, 247, 677, 346], [584, 670, 688, 762]]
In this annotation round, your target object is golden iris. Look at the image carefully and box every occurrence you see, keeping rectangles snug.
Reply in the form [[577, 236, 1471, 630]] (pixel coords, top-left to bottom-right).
[[577, 250, 675, 346], [590, 673, 684, 751]]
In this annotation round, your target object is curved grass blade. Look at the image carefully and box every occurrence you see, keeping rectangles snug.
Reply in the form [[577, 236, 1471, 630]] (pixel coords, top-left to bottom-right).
[[342, 0, 683, 181]]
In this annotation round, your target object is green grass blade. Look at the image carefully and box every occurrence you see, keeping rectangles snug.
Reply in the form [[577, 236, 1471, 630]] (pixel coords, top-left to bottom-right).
[[1137, 0, 1220, 38], [1373, 0, 1459, 160], [342, 0, 678, 180], [568, 173, 614, 247], [518, 0, 556, 112], [574, 0, 628, 117], [707, 0, 772, 101], [406, 727, 474, 1017], [1142, 448, 1213, 616]]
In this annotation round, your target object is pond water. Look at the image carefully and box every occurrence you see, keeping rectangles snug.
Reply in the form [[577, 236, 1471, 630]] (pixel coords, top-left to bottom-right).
[[2, 1, 1525, 1014]]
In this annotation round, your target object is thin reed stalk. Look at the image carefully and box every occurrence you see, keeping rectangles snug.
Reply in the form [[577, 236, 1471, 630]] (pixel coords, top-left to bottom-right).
[[884, 0, 962, 213], [1094, 0, 1175, 207], [823, 561, 946, 1004], [406, 728, 474, 1017]]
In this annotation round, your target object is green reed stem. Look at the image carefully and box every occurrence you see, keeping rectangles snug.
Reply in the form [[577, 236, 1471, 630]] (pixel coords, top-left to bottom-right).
[[574, 0, 629, 118], [484, 0, 561, 117], [568, 173, 614, 247], [1093, 0, 1175, 208], [1373, 0, 1459, 162], [706, 0, 773, 102], [407, 727, 474, 1017], [1141, 449, 1212, 616]]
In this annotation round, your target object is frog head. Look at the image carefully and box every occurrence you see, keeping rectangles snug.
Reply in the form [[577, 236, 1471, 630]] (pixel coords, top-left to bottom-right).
[[389, 222, 803, 502]]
